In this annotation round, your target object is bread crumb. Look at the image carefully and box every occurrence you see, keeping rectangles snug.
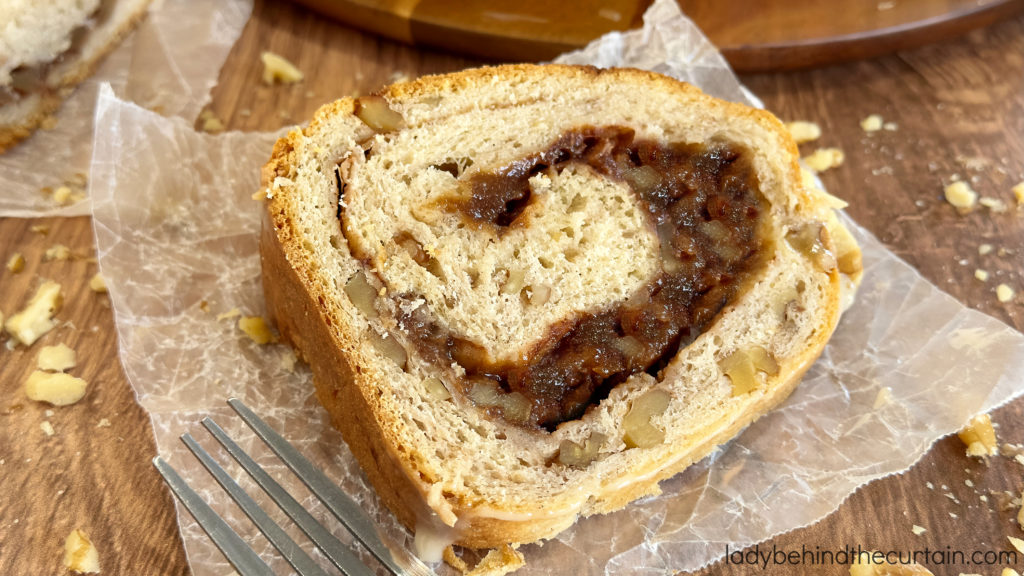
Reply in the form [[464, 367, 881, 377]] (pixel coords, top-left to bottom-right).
[[997, 284, 1015, 303], [860, 114, 884, 132], [96, 418, 111, 428], [44, 244, 71, 261], [975, 269, 989, 282], [1013, 182, 1024, 205], [1010, 536, 1024, 554], [30, 224, 50, 235], [944, 181, 977, 210], [911, 524, 926, 535], [38, 343, 76, 372], [25, 371, 88, 406], [883, 122, 898, 131], [443, 546, 468, 573], [873, 387, 892, 409], [803, 148, 845, 173], [5, 280, 62, 346], [261, 51, 303, 85], [239, 316, 275, 344], [216, 308, 241, 321], [979, 197, 1008, 213], [979, 244, 994, 255], [89, 273, 107, 294], [7, 252, 24, 273], [958, 414, 997, 457], [786, 121, 821, 143], [40, 420, 55, 436], [466, 544, 525, 576], [199, 109, 225, 133], [64, 529, 100, 573]]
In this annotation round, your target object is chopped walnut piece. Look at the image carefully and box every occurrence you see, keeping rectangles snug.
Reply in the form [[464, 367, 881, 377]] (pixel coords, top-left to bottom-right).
[[803, 148, 845, 173], [997, 284, 1015, 303], [5, 280, 62, 346], [7, 252, 25, 272], [45, 244, 71, 261], [1013, 182, 1024, 205], [860, 114, 883, 132], [957, 414, 998, 457], [37, 343, 76, 372], [622, 389, 671, 448], [25, 371, 88, 406], [89, 273, 107, 294], [261, 51, 304, 85], [944, 181, 977, 210], [975, 269, 989, 282], [786, 121, 822, 143], [238, 316, 275, 344], [64, 529, 100, 573]]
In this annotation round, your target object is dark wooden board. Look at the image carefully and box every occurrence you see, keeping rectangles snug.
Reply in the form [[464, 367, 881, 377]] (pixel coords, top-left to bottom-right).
[[1, 0, 1023, 574], [291, 0, 1024, 71]]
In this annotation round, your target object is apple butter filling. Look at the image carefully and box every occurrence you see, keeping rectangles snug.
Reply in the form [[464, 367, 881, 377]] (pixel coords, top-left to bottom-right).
[[345, 125, 772, 430]]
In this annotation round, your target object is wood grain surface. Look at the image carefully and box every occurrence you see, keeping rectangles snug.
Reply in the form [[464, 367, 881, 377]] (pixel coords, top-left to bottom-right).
[[1, 1, 1023, 575]]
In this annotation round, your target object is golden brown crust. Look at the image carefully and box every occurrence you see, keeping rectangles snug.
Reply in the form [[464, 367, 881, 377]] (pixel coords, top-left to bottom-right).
[[260, 63, 860, 550], [0, 0, 153, 153]]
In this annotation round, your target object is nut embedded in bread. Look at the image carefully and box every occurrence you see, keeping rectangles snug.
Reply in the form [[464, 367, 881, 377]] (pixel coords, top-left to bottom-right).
[[260, 64, 862, 553]]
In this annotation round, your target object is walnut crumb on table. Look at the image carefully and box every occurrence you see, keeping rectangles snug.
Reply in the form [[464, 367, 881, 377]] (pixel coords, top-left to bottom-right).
[[261, 51, 304, 85], [803, 148, 845, 172], [7, 252, 25, 272], [860, 114, 884, 132], [975, 269, 989, 282], [944, 181, 977, 210], [785, 121, 821, 143], [4, 280, 62, 346], [64, 529, 100, 573], [997, 284, 1016, 303], [958, 414, 998, 458]]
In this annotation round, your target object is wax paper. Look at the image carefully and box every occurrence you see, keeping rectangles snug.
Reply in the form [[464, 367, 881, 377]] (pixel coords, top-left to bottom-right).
[[0, 0, 252, 218], [91, 1, 1024, 574]]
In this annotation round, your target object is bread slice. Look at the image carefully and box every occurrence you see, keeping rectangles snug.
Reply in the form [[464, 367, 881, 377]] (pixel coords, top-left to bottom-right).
[[0, 0, 153, 153], [259, 64, 862, 556]]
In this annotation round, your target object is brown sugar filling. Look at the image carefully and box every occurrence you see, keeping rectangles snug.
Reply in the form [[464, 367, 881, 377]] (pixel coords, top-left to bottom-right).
[[346, 126, 772, 430]]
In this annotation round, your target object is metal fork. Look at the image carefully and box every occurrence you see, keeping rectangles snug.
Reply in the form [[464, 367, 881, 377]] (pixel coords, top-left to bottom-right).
[[153, 398, 433, 576]]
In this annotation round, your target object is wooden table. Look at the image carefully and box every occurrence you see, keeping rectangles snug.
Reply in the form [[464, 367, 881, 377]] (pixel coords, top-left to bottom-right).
[[1, 1, 1022, 574]]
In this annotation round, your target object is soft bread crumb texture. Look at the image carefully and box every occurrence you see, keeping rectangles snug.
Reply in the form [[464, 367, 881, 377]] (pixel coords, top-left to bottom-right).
[[958, 414, 998, 457], [64, 528, 100, 573], [261, 51, 303, 85], [0, 0, 101, 86], [37, 342, 77, 371], [5, 280, 62, 346], [25, 370, 88, 405], [261, 64, 860, 549], [944, 181, 977, 210]]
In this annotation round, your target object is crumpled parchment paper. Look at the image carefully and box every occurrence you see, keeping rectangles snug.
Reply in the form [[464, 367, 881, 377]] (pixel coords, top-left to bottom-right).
[[0, 0, 251, 218], [91, 1, 1024, 574]]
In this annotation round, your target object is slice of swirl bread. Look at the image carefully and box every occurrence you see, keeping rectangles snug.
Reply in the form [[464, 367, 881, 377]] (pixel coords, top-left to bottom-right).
[[260, 64, 862, 555], [0, 0, 153, 152]]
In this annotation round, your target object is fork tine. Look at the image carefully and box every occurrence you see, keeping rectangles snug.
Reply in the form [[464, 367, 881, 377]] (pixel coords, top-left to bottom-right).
[[181, 433, 332, 576], [153, 456, 275, 576], [201, 417, 377, 576], [228, 398, 424, 576]]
